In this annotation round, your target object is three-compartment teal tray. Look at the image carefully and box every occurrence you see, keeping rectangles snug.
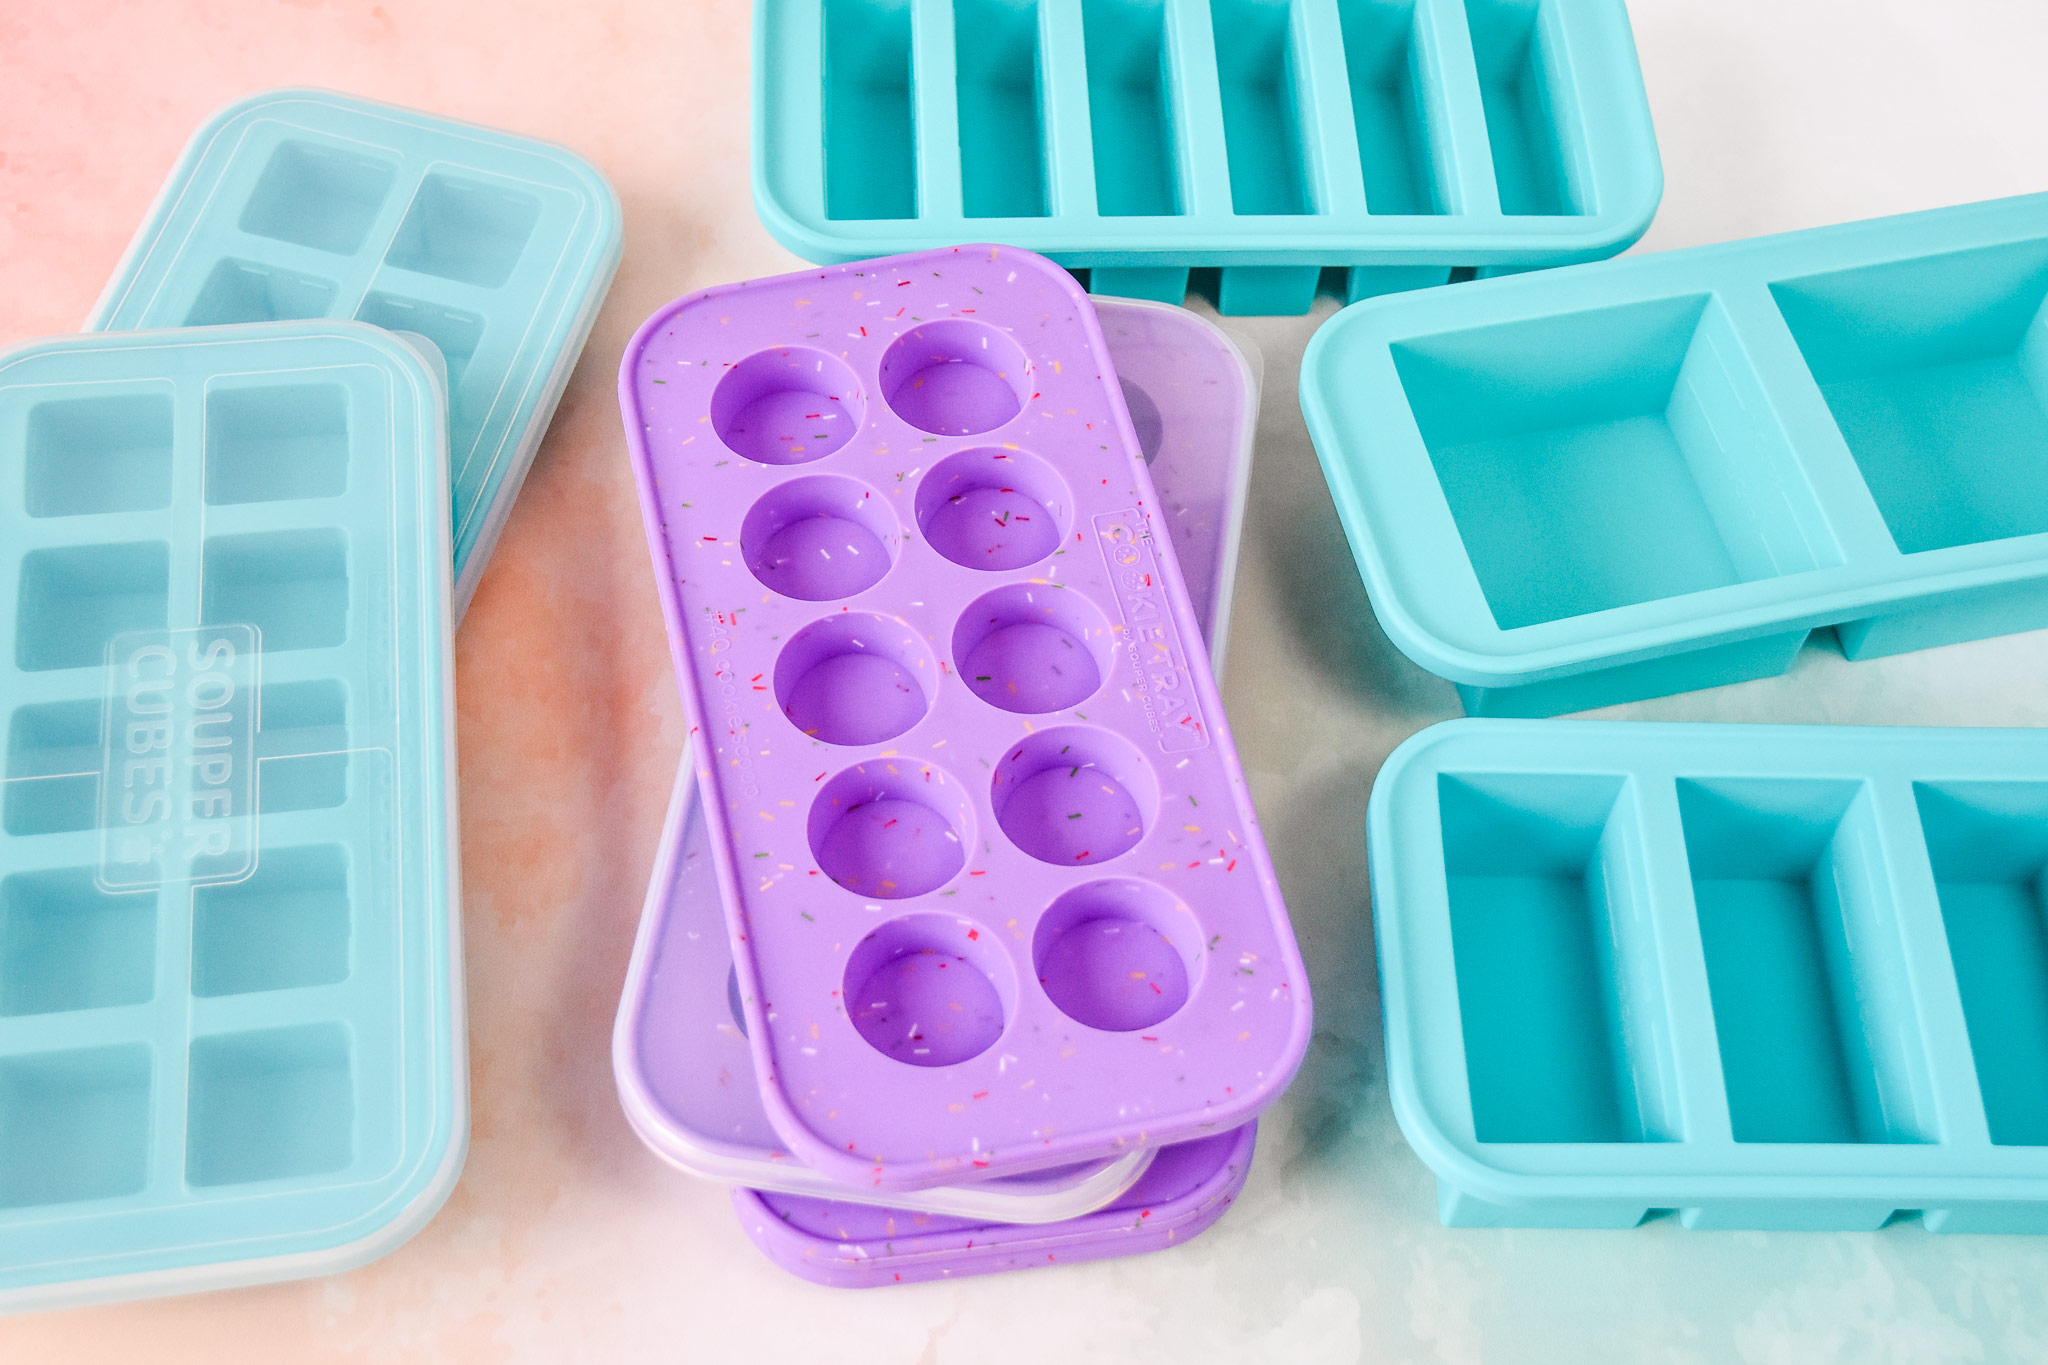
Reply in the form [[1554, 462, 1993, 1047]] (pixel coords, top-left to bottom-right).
[[1303, 192, 2048, 716], [1372, 719, 2048, 1233], [0, 322, 462, 1310], [90, 89, 623, 616], [754, 0, 1661, 315]]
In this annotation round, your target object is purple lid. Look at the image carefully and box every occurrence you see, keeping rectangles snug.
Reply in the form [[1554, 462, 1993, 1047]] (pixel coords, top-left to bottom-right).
[[620, 248, 1310, 1189], [734, 1123, 1256, 1287], [612, 299, 1259, 1220]]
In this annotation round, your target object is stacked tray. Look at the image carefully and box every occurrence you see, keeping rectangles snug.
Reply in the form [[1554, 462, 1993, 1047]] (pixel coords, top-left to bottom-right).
[[617, 255, 1306, 1279], [754, 0, 1661, 315], [92, 88, 623, 614], [0, 323, 462, 1310]]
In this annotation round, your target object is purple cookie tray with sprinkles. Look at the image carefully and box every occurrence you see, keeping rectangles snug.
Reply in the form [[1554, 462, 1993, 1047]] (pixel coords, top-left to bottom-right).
[[612, 297, 1259, 1220], [734, 1124, 1256, 1287], [619, 245, 1310, 1192]]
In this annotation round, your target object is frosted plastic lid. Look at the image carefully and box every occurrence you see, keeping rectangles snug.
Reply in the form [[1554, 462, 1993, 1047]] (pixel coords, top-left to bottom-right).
[[0, 321, 462, 1312]]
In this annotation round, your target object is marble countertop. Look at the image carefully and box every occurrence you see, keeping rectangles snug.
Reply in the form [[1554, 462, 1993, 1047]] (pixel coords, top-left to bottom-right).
[[4, 0, 2048, 1359]]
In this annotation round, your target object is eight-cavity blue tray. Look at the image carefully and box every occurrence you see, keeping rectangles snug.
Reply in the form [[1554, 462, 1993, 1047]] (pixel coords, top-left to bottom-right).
[[0, 322, 463, 1310], [1302, 193, 2048, 717], [754, 0, 1661, 315], [1371, 719, 2048, 1233], [90, 88, 623, 616]]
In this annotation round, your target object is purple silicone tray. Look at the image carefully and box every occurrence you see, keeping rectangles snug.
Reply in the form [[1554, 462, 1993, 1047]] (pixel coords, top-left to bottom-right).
[[734, 1124, 1256, 1288], [612, 298, 1259, 1219], [620, 246, 1310, 1190]]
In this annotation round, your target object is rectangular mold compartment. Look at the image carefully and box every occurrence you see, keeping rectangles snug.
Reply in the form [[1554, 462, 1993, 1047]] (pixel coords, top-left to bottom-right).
[[185, 1023, 355, 1188], [824, 0, 918, 220], [191, 845, 351, 999], [1209, 0, 1316, 216], [1915, 781, 2048, 1146], [1678, 778, 1936, 1145], [1463, 0, 1582, 215], [182, 259, 338, 328], [24, 392, 175, 519], [204, 381, 352, 507], [955, 0, 1049, 218], [1770, 239, 2048, 555], [200, 529, 350, 653], [1336, 0, 1449, 215], [1395, 294, 1841, 630], [0, 870, 156, 1018], [1438, 772, 1678, 1143], [1081, 0, 1182, 217]]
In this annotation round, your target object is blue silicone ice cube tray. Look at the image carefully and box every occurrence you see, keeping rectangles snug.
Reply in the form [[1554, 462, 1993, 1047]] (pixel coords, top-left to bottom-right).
[[1372, 719, 2048, 1233], [1303, 193, 2048, 716], [0, 322, 462, 1310], [754, 0, 1661, 315], [90, 88, 623, 615]]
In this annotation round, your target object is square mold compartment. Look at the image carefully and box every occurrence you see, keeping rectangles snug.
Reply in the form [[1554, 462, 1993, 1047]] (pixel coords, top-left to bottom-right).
[[1396, 295, 1838, 630], [758, 0, 1660, 315], [0, 1046, 153, 1210], [1302, 193, 2048, 717], [91, 89, 622, 614], [201, 528, 350, 652], [238, 140, 399, 257], [1772, 239, 2048, 555], [23, 392, 174, 519], [0, 871, 156, 1018], [14, 542, 171, 673], [1371, 720, 2048, 1233], [186, 1024, 354, 1187], [0, 323, 460, 1311], [3, 699, 101, 836]]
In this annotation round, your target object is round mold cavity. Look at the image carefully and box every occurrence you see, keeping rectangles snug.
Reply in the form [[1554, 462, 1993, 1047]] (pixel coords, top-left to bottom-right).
[[1032, 879, 1204, 1032], [990, 726, 1159, 867], [808, 760, 973, 900], [726, 966, 749, 1038], [1119, 377, 1165, 465], [914, 447, 1071, 571], [951, 584, 1116, 714], [774, 612, 936, 746], [879, 319, 1033, 436], [739, 474, 899, 601], [843, 913, 1016, 1067], [711, 347, 866, 465]]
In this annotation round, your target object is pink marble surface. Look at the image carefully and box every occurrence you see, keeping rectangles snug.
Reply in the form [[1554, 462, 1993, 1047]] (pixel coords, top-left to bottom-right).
[[8, 3, 2048, 1362]]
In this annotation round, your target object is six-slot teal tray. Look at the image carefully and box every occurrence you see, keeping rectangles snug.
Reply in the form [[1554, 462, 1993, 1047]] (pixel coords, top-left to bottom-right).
[[753, 0, 1661, 315], [1303, 192, 2048, 716], [0, 322, 463, 1310], [90, 88, 623, 616], [1371, 719, 2048, 1233]]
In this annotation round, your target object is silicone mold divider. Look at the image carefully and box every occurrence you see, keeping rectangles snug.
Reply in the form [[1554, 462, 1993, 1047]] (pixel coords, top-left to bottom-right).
[[90, 88, 623, 616], [621, 247, 1309, 1192], [0, 323, 462, 1310], [1371, 719, 2048, 1233], [735, 1122, 1255, 1286], [1302, 193, 2048, 717], [612, 297, 1257, 1219], [753, 0, 1661, 315]]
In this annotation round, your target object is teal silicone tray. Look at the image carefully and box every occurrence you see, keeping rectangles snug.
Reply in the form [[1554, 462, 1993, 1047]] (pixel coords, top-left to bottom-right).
[[753, 0, 1661, 316], [1303, 193, 2048, 717], [0, 322, 463, 1310], [1372, 719, 2048, 1234], [90, 88, 623, 616]]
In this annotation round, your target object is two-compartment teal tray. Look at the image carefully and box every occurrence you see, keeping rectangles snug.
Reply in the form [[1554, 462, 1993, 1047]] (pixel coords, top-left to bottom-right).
[[754, 0, 1661, 315], [1372, 720, 2048, 1233], [90, 89, 623, 616], [0, 323, 462, 1310], [1304, 193, 2048, 716]]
